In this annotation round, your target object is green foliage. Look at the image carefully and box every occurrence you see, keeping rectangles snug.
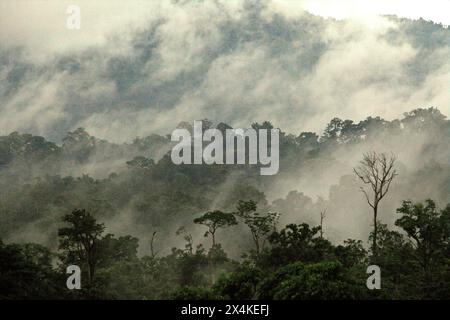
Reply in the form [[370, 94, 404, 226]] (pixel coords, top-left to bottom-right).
[[258, 261, 366, 300], [0, 108, 449, 300], [394, 200, 450, 298], [334, 239, 368, 268], [0, 241, 65, 299], [58, 209, 105, 284], [235, 200, 279, 254], [261, 223, 334, 268], [97, 259, 149, 299], [0, 132, 60, 166], [97, 234, 139, 268], [194, 211, 238, 247], [1, 197, 450, 299], [213, 264, 262, 300], [126, 156, 155, 170]]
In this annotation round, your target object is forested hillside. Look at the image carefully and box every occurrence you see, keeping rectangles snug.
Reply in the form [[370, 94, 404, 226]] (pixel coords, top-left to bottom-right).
[[1, 0, 449, 301], [0, 107, 449, 299]]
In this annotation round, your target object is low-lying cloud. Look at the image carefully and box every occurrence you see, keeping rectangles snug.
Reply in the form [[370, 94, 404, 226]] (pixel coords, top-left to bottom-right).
[[0, 0, 448, 144]]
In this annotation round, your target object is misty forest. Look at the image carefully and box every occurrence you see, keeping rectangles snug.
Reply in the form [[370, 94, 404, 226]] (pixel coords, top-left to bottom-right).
[[1, 107, 449, 300], [0, 2, 449, 300]]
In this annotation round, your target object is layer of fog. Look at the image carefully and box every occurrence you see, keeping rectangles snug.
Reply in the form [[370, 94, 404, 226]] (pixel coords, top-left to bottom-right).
[[1, 1, 449, 257], [1, 1, 448, 143]]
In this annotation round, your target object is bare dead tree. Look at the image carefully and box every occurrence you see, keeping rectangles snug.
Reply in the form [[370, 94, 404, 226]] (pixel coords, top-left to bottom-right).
[[353, 152, 397, 256], [319, 208, 327, 239]]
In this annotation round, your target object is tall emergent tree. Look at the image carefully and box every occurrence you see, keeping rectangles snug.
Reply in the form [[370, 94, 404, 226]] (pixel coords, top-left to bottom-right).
[[235, 200, 279, 254], [354, 152, 397, 256], [58, 209, 105, 284], [395, 200, 450, 287], [194, 210, 238, 248]]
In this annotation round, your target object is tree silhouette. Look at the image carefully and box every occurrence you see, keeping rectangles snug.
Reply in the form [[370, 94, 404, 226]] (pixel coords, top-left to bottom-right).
[[354, 152, 397, 256], [194, 211, 237, 248], [235, 200, 279, 254], [58, 209, 105, 284], [395, 200, 450, 286]]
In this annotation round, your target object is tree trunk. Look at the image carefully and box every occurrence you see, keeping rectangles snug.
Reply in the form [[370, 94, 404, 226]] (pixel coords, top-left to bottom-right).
[[254, 237, 260, 255], [87, 254, 95, 284], [372, 206, 378, 257]]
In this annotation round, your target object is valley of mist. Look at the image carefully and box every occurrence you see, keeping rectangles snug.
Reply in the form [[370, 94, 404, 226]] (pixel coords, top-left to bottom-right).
[[0, 1, 449, 301], [0, 107, 448, 259], [0, 1, 449, 259]]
